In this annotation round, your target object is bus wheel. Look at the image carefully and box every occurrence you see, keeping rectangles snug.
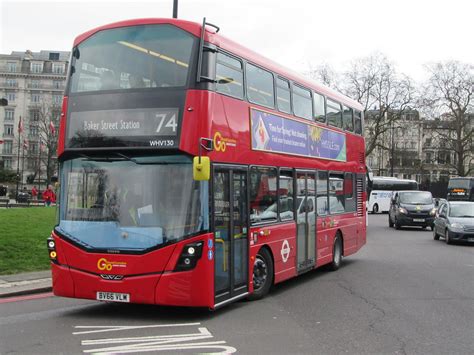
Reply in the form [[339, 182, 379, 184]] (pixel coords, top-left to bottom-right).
[[248, 248, 273, 301], [328, 233, 343, 271], [373, 204, 379, 213]]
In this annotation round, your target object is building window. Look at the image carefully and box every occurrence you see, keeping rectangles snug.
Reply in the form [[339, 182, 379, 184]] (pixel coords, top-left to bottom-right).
[[30, 110, 40, 121], [30, 80, 40, 89], [6, 92, 15, 102], [6, 78, 17, 87], [31, 94, 41, 103], [52, 110, 61, 121], [3, 157, 12, 169], [31, 62, 43, 73], [52, 94, 62, 105], [5, 109, 14, 121], [425, 138, 431, 146], [53, 80, 63, 89], [29, 125, 39, 137], [49, 52, 60, 60], [425, 152, 432, 164], [52, 63, 65, 74], [276, 77, 291, 114], [29, 143, 38, 154], [3, 141, 13, 154], [4, 125, 14, 136], [7, 62, 17, 72]]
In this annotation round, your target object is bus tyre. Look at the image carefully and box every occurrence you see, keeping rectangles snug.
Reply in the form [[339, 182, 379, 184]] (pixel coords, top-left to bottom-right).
[[433, 228, 440, 240], [248, 248, 273, 301], [372, 204, 379, 214], [328, 234, 343, 271]]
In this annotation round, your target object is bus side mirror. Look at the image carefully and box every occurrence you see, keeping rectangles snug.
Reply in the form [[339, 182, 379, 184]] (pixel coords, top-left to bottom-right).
[[193, 156, 210, 181]]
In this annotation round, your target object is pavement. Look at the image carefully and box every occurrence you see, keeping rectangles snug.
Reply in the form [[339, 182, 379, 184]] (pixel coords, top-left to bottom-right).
[[0, 270, 52, 298]]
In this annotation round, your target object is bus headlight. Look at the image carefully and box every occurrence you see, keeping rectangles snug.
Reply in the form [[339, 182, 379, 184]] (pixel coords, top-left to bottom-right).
[[175, 241, 204, 271]]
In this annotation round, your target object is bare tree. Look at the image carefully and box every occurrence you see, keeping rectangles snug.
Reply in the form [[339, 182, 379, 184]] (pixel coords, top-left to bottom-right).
[[343, 53, 415, 157], [31, 99, 60, 184], [307, 62, 341, 91], [307, 53, 415, 157], [420, 61, 473, 176]]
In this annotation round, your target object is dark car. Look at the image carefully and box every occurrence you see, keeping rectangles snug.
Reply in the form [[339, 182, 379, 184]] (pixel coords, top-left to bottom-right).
[[433, 201, 474, 244], [16, 191, 30, 203], [388, 190, 436, 230]]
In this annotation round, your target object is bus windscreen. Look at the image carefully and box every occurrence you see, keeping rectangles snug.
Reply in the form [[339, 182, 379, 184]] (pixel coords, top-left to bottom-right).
[[69, 24, 196, 93]]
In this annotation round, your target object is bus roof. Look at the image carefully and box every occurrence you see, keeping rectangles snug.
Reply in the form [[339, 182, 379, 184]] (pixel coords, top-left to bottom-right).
[[373, 177, 417, 183], [449, 177, 474, 180], [72, 18, 363, 111]]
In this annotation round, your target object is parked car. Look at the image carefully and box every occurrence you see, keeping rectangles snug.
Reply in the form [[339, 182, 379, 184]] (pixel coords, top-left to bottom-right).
[[433, 201, 474, 244], [388, 190, 436, 230]]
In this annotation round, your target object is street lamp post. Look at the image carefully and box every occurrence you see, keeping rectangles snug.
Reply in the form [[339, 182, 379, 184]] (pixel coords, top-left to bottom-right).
[[172, 0, 178, 18]]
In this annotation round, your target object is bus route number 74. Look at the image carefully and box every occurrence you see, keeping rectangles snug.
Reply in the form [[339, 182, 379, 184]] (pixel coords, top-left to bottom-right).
[[155, 113, 178, 135]]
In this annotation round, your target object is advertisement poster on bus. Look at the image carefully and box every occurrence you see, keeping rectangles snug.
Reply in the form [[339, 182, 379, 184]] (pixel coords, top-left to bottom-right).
[[250, 109, 346, 161]]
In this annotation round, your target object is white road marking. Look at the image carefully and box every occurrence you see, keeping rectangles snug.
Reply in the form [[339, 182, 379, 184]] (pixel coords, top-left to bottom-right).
[[75, 323, 237, 354], [73, 323, 200, 335]]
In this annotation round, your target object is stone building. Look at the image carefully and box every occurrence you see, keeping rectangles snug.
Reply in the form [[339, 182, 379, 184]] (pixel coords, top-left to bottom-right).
[[365, 109, 423, 181], [0, 50, 69, 187]]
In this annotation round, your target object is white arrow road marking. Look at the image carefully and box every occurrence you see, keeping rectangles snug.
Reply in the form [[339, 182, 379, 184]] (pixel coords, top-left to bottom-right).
[[73, 323, 200, 335], [75, 323, 237, 354]]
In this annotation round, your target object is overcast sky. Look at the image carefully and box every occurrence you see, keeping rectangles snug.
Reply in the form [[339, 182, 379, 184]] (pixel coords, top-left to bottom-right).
[[1, 0, 473, 81]]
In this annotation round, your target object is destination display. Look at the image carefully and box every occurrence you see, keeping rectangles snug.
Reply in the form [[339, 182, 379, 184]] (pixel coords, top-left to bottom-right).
[[66, 108, 180, 148], [250, 109, 346, 161]]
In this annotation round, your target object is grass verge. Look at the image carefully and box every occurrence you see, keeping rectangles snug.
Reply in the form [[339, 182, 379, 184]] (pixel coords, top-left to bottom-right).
[[0, 207, 56, 275]]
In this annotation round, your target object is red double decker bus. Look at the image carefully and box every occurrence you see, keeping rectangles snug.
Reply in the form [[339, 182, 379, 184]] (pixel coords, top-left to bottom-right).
[[48, 18, 366, 309]]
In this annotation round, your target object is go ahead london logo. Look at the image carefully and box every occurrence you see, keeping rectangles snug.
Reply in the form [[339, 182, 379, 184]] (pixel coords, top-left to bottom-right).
[[97, 258, 127, 271]]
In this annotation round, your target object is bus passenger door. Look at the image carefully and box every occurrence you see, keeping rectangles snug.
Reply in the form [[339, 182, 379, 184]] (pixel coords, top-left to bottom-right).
[[296, 171, 316, 272], [213, 166, 249, 306]]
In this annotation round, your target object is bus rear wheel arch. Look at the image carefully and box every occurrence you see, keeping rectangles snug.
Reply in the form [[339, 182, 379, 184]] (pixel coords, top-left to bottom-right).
[[248, 246, 274, 301], [328, 231, 343, 271]]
